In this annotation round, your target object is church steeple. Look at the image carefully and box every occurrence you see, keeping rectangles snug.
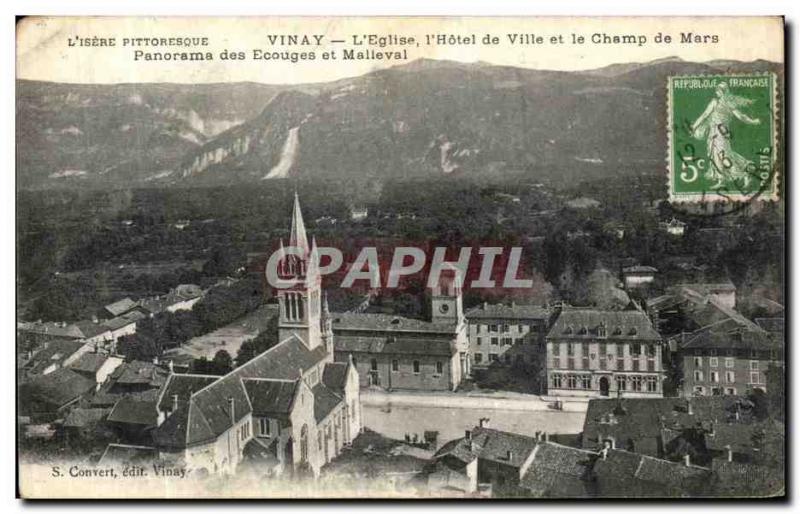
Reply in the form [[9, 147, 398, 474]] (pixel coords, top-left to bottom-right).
[[321, 292, 333, 357], [276, 194, 321, 350], [289, 191, 309, 255]]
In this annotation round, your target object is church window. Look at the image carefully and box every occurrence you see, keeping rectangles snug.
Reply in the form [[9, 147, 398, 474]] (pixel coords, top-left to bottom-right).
[[435, 362, 443, 375], [392, 360, 399, 372], [413, 361, 420, 374], [259, 418, 270, 437]]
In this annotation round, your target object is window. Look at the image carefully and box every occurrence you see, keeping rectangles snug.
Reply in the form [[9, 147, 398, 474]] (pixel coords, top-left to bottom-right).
[[476, 324, 483, 334], [631, 376, 643, 391], [616, 358, 624, 371], [476, 337, 482, 346], [567, 375, 578, 389], [391, 360, 399, 372], [726, 388, 736, 395], [490, 353, 498, 362], [750, 360, 759, 371], [616, 376, 627, 391], [259, 418, 270, 437], [647, 360, 655, 372], [490, 324, 498, 333], [694, 370, 704, 382], [581, 375, 591, 389], [370, 358, 378, 371], [710, 371, 719, 383], [710, 357, 719, 367], [646, 345, 656, 357], [503, 337, 512, 346], [567, 358, 575, 370], [725, 371, 735, 383], [616, 344, 625, 357], [551, 358, 560, 369], [646, 376, 657, 392], [518, 324, 524, 333], [632, 360, 640, 372], [693, 386, 705, 395], [412, 361, 420, 374], [491, 337, 499, 346], [631, 343, 641, 355], [567, 343, 575, 356], [582, 344, 589, 357], [551, 374, 562, 389], [502, 324, 510, 333], [435, 361, 443, 375], [709, 349, 717, 356], [694, 357, 703, 367], [552, 344, 560, 356], [750, 372, 761, 384], [474, 353, 483, 364], [725, 358, 735, 368]]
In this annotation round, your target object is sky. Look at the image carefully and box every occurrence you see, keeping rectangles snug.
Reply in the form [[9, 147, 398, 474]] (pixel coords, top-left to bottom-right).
[[17, 16, 783, 85]]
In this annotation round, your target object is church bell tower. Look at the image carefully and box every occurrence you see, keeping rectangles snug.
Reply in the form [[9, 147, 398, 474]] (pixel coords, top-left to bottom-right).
[[273, 193, 322, 350]]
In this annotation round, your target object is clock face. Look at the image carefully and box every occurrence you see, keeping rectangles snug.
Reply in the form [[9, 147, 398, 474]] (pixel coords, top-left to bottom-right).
[[439, 304, 450, 313]]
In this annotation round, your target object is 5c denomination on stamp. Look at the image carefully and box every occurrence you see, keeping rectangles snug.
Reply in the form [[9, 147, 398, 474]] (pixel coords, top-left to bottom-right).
[[668, 73, 779, 203]]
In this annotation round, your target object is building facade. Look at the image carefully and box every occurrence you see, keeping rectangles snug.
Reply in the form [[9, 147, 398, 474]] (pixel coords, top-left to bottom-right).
[[464, 302, 550, 368], [546, 309, 665, 398]]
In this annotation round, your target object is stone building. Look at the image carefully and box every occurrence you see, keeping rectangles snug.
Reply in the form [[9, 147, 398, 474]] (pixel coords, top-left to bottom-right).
[[150, 194, 362, 477], [332, 269, 469, 391], [464, 302, 550, 368], [545, 308, 665, 398]]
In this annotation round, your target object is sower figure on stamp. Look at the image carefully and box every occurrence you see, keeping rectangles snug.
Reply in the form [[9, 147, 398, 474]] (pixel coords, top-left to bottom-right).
[[690, 82, 761, 189]]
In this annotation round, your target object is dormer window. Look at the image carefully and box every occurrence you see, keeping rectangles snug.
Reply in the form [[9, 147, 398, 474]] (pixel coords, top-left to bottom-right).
[[613, 326, 622, 335], [598, 323, 607, 337], [579, 326, 588, 335], [628, 327, 638, 336], [564, 325, 573, 335]]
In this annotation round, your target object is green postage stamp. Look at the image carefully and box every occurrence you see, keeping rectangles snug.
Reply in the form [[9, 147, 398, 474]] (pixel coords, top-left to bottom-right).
[[668, 73, 779, 202]]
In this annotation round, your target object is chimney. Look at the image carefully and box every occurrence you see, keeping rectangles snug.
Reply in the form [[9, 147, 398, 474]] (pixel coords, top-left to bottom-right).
[[534, 430, 541, 441], [725, 444, 733, 462], [687, 400, 693, 416], [506, 450, 514, 461], [228, 397, 236, 426], [483, 302, 488, 309], [735, 409, 741, 421], [544, 432, 550, 443], [152, 356, 160, 365], [172, 394, 179, 413], [601, 448, 608, 461], [168, 360, 174, 373], [684, 454, 691, 467], [479, 417, 489, 428]]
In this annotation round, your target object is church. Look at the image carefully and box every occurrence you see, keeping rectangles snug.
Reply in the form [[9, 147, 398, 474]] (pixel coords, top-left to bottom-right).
[[150, 194, 361, 477]]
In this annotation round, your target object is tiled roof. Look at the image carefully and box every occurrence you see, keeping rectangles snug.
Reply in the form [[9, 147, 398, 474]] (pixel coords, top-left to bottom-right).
[[104, 298, 138, 317], [22, 340, 88, 375], [166, 284, 204, 303], [235, 335, 328, 381], [74, 320, 111, 339], [519, 442, 596, 497], [23, 367, 95, 408], [113, 361, 167, 387], [69, 353, 109, 374], [331, 312, 456, 334], [62, 407, 109, 428], [755, 318, 784, 333], [156, 373, 219, 412], [188, 374, 252, 444], [704, 419, 785, 454], [710, 460, 784, 497], [681, 327, 781, 352], [582, 397, 757, 451], [104, 315, 137, 332], [464, 303, 550, 321], [593, 449, 710, 493], [623, 266, 658, 274], [548, 309, 661, 341], [335, 335, 454, 356], [243, 379, 298, 418], [436, 426, 538, 469], [312, 383, 343, 423], [17, 321, 84, 339], [107, 397, 158, 426], [322, 362, 349, 392]]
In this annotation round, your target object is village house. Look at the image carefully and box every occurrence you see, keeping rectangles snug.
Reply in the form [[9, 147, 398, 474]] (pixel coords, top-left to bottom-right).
[[19, 367, 96, 422], [621, 265, 658, 289], [660, 217, 687, 236], [332, 267, 470, 391], [18, 339, 92, 378], [464, 302, 550, 368], [545, 308, 665, 398], [148, 194, 362, 477], [67, 352, 124, 391], [425, 423, 595, 498]]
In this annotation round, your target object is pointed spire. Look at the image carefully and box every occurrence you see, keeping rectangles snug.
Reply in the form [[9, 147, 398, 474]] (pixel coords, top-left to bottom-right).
[[289, 191, 309, 256], [322, 291, 331, 318]]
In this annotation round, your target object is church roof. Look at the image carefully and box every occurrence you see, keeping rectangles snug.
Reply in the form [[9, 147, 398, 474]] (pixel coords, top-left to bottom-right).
[[243, 379, 299, 418], [235, 335, 328, 381], [331, 312, 456, 335]]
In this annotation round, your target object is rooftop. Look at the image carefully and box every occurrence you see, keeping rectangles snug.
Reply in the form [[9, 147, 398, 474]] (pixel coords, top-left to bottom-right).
[[464, 302, 550, 321], [331, 312, 456, 335], [548, 309, 661, 341]]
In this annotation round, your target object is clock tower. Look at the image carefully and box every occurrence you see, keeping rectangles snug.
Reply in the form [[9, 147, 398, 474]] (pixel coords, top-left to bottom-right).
[[430, 265, 464, 326]]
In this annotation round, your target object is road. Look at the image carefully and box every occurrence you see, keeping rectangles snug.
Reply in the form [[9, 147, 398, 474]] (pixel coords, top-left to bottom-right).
[[360, 389, 588, 450]]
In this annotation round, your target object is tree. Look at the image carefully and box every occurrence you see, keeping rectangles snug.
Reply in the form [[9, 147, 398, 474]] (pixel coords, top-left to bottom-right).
[[212, 350, 233, 374]]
